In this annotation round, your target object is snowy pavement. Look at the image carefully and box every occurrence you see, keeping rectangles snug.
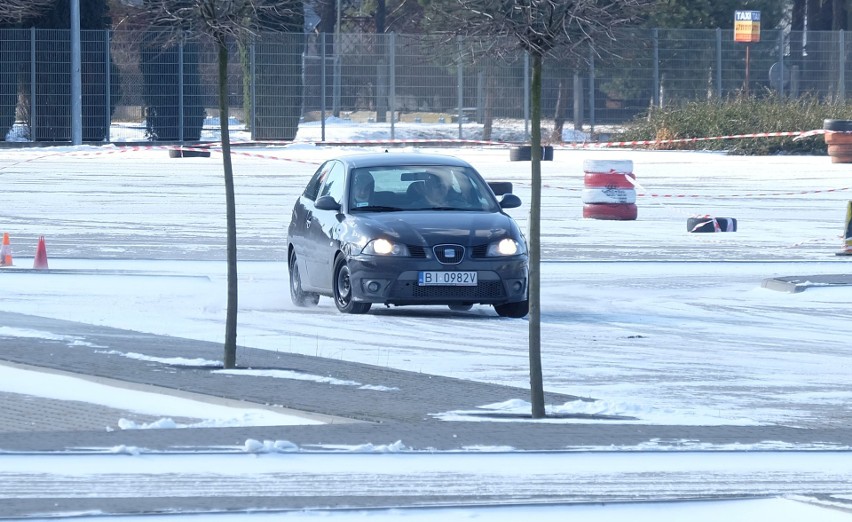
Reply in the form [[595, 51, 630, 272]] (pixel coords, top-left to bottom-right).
[[1, 139, 851, 519]]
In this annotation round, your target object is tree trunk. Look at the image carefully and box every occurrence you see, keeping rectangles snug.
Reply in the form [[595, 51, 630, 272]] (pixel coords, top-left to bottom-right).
[[552, 79, 566, 143], [483, 66, 494, 141], [528, 51, 545, 419], [219, 39, 238, 369]]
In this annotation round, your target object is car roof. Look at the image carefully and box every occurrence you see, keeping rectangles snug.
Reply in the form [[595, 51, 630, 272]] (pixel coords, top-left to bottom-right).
[[332, 152, 474, 170]]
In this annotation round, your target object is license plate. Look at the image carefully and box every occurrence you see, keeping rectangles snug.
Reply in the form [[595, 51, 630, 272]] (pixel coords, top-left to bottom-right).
[[418, 271, 478, 286]]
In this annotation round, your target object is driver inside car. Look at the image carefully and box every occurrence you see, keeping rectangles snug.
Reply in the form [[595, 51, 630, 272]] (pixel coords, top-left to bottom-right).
[[351, 171, 375, 208]]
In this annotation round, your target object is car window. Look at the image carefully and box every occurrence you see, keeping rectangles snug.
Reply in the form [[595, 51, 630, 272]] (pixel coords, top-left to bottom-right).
[[318, 161, 345, 203], [348, 165, 499, 212], [303, 163, 329, 201]]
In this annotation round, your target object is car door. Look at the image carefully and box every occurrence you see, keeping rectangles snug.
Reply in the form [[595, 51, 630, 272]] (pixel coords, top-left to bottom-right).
[[305, 161, 346, 290], [289, 162, 330, 292]]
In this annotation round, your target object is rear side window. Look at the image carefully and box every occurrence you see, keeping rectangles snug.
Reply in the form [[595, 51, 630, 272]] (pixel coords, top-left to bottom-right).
[[318, 162, 346, 203], [303, 163, 330, 201]]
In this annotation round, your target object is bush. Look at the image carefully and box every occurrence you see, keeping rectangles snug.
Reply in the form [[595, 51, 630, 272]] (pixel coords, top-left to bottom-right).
[[615, 94, 852, 155]]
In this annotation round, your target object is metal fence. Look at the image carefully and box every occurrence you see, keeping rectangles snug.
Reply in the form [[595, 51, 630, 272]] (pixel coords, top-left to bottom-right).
[[1, 28, 851, 144]]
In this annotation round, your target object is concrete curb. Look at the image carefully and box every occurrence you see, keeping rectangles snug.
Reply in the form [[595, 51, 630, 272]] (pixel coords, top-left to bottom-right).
[[761, 274, 852, 293]]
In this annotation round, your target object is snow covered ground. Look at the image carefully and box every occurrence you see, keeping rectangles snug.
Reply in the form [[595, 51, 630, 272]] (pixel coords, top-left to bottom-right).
[[1, 120, 851, 519]]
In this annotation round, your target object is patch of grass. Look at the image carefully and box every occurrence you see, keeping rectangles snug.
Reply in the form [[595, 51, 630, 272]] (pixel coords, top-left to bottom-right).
[[615, 94, 852, 155]]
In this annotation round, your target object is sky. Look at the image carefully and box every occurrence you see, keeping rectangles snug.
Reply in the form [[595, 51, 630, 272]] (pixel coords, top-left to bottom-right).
[[1, 118, 851, 520]]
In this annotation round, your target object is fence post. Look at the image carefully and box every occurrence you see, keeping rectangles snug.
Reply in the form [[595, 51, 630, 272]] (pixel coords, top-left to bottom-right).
[[333, 34, 341, 117], [778, 30, 785, 98], [573, 72, 583, 131], [250, 42, 256, 141], [71, 0, 82, 145], [716, 28, 722, 98], [105, 30, 111, 142], [477, 69, 484, 123], [178, 40, 184, 142], [375, 33, 388, 123], [389, 32, 396, 140], [524, 52, 529, 140], [321, 34, 327, 141], [588, 43, 595, 134], [839, 30, 846, 103], [457, 36, 464, 140], [652, 28, 659, 107], [30, 27, 36, 141]]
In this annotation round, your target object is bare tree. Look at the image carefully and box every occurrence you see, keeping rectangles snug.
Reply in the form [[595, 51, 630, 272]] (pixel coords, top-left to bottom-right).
[[122, 0, 303, 369], [423, 0, 651, 418], [0, 0, 57, 25]]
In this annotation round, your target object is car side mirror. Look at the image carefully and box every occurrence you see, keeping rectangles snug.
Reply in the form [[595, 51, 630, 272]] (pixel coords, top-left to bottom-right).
[[500, 194, 522, 209], [315, 195, 341, 211]]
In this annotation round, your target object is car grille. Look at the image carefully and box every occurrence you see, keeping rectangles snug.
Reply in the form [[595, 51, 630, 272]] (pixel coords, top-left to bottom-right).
[[407, 244, 490, 260], [407, 245, 427, 258], [433, 244, 465, 265], [391, 281, 506, 300], [470, 244, 488, 258]]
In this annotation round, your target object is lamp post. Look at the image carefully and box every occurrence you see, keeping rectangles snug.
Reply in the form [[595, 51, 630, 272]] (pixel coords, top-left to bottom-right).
[[333, 0, 341, 117]]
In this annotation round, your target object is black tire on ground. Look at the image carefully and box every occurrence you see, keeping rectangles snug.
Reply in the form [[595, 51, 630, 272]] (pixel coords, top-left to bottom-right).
[[168, 148, 211, 158], [289, 253, 320, 307], [582, 203, 638, 220], [333, 257, 371, 314], [823, 119, 852, 132], [494, 300, 529, 318], [716, 217, 737, 231], [509, 146, 554, 161], [687, 216, 737, 233]]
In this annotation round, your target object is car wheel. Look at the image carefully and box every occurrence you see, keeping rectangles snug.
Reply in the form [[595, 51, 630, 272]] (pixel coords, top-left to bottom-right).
[[494, 300, 529, 318], [289, 253, 319, 307], [333, 257, 371, 314], [448, 304, 473, 312]]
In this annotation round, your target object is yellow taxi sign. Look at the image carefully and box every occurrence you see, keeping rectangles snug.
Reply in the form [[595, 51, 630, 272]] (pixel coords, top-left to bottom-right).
[[734, 10, 761, 43]]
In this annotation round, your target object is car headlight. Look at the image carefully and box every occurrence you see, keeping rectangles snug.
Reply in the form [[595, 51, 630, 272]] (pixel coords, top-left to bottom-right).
[[486, 238, 525, 256], [362, 238, 410, 256]]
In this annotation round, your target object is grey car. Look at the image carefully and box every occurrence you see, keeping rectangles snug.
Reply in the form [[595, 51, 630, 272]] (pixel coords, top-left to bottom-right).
[[287, 152, 529, 317]]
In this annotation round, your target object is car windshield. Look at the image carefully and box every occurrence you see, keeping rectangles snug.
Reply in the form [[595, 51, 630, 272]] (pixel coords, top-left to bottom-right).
[[349, 165, 500, 212]]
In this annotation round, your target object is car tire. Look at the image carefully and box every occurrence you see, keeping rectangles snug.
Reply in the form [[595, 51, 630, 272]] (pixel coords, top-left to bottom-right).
[[509, 145, 554, 161], [333, 257, 371, 314], [168, 148, 211, 158], [448, 304, 473, 312], [686, 216, 737, 233], [289, 253, 319, 307], [494, 300, 529, 318], [823, 119, 852, 132]]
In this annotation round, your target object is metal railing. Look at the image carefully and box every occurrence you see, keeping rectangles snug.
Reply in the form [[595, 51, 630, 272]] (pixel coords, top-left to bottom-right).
[[1, 28, 850, 144]]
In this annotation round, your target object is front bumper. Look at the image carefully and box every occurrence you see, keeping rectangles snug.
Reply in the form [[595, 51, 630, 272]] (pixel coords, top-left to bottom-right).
[[346, 255, 529, 306]]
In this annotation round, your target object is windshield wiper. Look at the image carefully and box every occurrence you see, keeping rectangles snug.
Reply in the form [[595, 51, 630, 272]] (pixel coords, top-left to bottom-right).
[[354, 205, 403, 212]]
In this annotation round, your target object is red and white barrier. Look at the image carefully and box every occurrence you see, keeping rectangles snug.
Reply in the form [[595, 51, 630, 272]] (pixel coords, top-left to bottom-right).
[[581, 159, 638, 220]]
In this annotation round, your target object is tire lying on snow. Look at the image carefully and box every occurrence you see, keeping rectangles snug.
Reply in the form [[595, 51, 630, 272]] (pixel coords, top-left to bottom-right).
[[169, 148, 212, 158], [509, 145, 554, 161], [687, 216, 737, 233], [823, 119, 852, 132]]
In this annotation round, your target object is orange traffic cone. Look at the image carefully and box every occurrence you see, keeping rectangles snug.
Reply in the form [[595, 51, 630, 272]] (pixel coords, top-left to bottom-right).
[[0, 232, 12, 266], [33, 236, 48, 270]]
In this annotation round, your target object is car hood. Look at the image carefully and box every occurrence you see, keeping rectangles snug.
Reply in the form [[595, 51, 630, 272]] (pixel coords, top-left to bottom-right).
[[353, 211, 522, 246]]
